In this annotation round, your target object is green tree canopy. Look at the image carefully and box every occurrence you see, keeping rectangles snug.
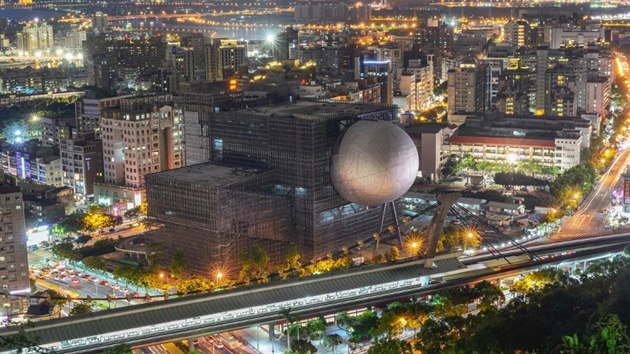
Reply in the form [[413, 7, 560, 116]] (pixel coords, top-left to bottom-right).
[[69, 302, 93, 316], [368, 338, 413, 354]]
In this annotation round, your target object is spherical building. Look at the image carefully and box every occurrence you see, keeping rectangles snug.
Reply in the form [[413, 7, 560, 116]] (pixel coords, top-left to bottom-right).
[[331, 120, 419, 207]]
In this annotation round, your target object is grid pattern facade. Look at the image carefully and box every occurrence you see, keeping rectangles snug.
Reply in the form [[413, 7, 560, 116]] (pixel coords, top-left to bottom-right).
[[0, 186, 29, 316], [147, 102, 400, 275], [101, 95, 184, 189]]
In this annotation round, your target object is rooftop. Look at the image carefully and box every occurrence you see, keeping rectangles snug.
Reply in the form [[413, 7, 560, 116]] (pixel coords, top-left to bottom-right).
[[486, 201, 524, 210], [0, 185, 21, 194], [148, 163, 266, 188], [241, 101, 393, 121], [448, 135, 557, 149]]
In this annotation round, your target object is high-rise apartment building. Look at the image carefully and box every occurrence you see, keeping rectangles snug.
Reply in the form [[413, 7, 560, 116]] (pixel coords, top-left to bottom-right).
[[40, 117, 74, 147], [92, 12, 108, 34], [0, 185, 30, 318], [504, 20, 530, 48], [60, 131, 104, 197], [88, 36, 166, 91], [447, 59, 486, 118], [75, 93, 133, 135], [205, 39, 246, 81], [95, 95, 183, 208], [16, 22, 53, 53]]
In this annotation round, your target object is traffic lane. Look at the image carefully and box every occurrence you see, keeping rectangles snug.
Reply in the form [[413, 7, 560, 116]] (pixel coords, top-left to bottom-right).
[[558, 148, 630, 237], [192, 336, 234, 354]]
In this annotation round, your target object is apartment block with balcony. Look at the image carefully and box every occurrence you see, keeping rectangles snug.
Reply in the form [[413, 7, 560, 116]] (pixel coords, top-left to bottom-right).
[[60, 131, 104, 197], [95, 95, 183, 209]]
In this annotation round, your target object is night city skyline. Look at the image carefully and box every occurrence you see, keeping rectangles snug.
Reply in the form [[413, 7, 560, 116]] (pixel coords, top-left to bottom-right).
[[0, 0, 630, 353]]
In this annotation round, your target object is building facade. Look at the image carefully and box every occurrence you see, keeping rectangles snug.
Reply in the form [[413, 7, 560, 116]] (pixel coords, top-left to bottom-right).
[[0, 185, 30, 318], [60, 131, 103, 197], [146, 101, 399, 276]]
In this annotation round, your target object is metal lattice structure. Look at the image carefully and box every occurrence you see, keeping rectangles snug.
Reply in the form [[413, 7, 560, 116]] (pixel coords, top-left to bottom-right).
[[146, 101, 401, 276]]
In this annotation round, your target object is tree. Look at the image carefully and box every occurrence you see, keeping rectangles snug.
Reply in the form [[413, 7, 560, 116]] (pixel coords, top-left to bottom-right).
[[306, 319, 326, 340], [335, 311, 352, 332], [333, 257, 352, 270], [561, 315, 630, 354], [75, 234, 92, 246], [511, 268, 571, 296], [53, 214, 84, 236], [175, 277, 211, 295], [349, 310, 378, 342], [415, 318, 455, 354], [169, 249, 187, 279], [239, 245, 270, 282], [0, 326, 53, 353], [103, 344, 133, 354], [82, 256, 106, 272], [375, 311, 408, 338], [322, 334, 343, 353], [70, 301, 92, 316], [281, 308, 298, 350], [368, 338, 413, 354], [473, 281, 505, 311], [278, 242, 303, 279], [83, 211, 115, 232], [51, 242, 81, 261], [390, 245, 400, 261], [290, 339, 317, 354]]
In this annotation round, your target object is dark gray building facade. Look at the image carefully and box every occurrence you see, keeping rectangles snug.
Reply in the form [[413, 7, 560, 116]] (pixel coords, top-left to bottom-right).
[[146, 101, 398, 276]]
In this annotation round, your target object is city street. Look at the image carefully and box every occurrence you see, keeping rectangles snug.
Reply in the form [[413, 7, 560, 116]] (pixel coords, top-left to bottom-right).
[[556, 147, 630, 238]]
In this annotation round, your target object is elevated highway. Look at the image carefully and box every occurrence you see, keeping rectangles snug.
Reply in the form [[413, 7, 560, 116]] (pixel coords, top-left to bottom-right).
[[2, 232, 629, 353]]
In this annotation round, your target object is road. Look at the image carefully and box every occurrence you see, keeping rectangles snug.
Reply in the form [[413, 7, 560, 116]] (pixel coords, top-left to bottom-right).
[[556, 147, 630, 239]]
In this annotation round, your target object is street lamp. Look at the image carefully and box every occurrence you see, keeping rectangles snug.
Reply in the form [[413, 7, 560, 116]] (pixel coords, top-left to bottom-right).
[[216, 272, 223, 289]]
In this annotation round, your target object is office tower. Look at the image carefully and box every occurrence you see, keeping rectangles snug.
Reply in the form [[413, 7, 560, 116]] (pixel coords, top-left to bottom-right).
[[447, 59, 486, 118], [60, 131, 103, 197], [146, 101, 398, 275], [205, 39, 246, 81], [0, 185, 30, 319], [92, 12, 108, 34]]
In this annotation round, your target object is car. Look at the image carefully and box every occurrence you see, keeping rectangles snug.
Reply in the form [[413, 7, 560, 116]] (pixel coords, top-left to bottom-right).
[[113, 284, 121, 290], [99, 280, 109, 286], [132, 291, 140, 297], [82, 274, 91, 279], [215, 340, 224, 349], [71, 278, 80, 284], [89, 276, 98, 282]]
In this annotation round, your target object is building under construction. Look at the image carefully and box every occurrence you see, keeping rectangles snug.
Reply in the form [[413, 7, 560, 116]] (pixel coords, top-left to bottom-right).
[[145, 100, 399, 276]]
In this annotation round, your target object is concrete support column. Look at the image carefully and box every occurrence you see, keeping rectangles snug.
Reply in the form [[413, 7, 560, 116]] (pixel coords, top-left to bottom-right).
[[268, 323, 275, 340], [188, 337, 196, 353]]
